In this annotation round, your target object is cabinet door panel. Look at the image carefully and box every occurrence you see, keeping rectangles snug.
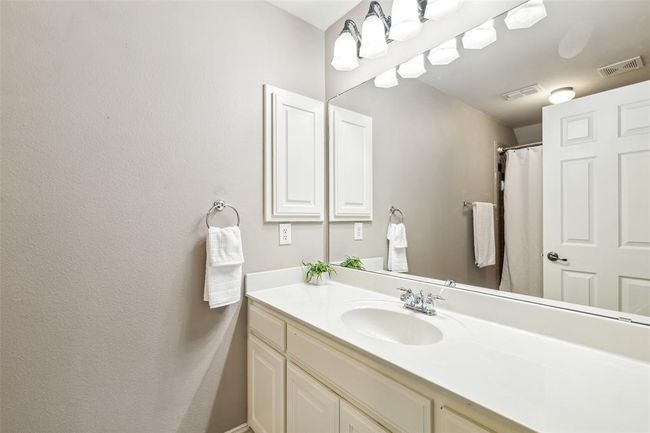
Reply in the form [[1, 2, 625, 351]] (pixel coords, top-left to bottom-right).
[[248, 335, 285, 433], [287, 362, 339, 433], [340, 400, 389, 433]]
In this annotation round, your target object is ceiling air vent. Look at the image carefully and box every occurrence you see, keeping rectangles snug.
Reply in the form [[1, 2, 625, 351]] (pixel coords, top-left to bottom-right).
[[502, 84, 544, 101], [598, 56, 644, 78]]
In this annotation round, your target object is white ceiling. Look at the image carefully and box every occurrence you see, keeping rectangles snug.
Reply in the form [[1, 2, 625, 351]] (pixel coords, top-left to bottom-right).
[[266, 0, 362, 30], [417, 1, 650, 128]]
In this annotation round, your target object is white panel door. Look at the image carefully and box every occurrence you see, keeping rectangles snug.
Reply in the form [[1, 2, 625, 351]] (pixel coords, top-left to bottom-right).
[[340, 400, 389, 433], [329, 105, 373, 221], [264, 85, 324, 222], [248, 335, 285, 433], [287, 362, 339, 433], [543, 80, 650, 317]]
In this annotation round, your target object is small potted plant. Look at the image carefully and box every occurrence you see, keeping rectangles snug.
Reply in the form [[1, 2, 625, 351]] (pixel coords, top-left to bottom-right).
[[340, 256, 365, 270], [303, 260, 336, 285]]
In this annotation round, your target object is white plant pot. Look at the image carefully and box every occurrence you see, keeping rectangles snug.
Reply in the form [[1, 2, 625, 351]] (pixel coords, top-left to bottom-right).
[[310, 274, 329, 286]]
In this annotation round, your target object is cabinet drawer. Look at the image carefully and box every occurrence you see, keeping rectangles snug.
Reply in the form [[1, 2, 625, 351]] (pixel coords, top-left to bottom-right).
[[287, 325, 431, 433], [438, 406, 494, 433], [249, 303, 286, 352]]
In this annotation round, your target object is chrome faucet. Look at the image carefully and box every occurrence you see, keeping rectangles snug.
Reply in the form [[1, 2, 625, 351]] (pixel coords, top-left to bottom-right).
[[397, 288, 445, 316]]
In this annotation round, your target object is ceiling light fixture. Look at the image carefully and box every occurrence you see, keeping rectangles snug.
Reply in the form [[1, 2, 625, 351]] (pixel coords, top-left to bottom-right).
[[462, 19, 497, 50], [331, 20, 361, 71], [360, 1, 391, 59], [389, 0, 426, 42], [549, 87, 576, 104], [428, 37, 459, 65], [505, 0, 547, 30], [374, 68, 399, 88], [424, 0, 464, 20], [398, 54, 426, 78]]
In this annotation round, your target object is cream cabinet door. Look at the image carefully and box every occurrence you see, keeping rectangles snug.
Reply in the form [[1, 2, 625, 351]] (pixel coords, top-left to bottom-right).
[[264, 85, 324, 222], [248, 335, 285, 433], [437, 406, 492, 433], [287, 362, 339, 433], [340, 400, 389, 433], [329, 105, 373, 221]]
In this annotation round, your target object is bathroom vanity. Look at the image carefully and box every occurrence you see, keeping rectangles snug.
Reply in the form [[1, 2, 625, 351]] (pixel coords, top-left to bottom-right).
[[245, 268, 650, 433]]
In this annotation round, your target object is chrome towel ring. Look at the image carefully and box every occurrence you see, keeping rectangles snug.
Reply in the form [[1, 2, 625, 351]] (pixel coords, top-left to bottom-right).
[[389, 206, 404, 223], [206, 200, 240, 228]]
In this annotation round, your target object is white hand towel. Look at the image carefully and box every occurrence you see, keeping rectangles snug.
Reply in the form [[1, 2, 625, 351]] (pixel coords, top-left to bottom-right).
[[204, 226, 244, 308], [472, 202, 495, 268], [387, 223, 408, 273], [207, 226, 244, 267]]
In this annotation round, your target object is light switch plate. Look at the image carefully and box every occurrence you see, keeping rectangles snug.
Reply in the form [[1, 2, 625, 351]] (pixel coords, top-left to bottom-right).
[[354, 223, 363, 240], [279, 224, 291, 245]]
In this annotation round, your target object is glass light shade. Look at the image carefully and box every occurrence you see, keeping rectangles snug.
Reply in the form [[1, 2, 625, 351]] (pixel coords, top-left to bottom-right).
[[360, 15, 389, 59], [549, 87, 575, 104], [398, 54, 426, 78], [374, 68, 398, 88], [424, 0, 464, 20], [428, 38, 459, 65], [462, 19, 497, 50], [389, 0, 423, 42], [505, 0, 547, 30], [331, 32, 359, 71]]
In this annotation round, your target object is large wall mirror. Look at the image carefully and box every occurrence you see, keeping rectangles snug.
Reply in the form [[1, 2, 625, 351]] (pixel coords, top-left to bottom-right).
[[328, 0, 650, 324]]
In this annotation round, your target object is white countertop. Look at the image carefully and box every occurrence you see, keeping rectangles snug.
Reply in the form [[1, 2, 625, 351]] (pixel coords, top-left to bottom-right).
[[247, 281, 650, 433]]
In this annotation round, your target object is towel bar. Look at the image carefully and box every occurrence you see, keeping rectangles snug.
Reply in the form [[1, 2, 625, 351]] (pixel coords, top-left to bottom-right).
[[463, 201, 496, 209]]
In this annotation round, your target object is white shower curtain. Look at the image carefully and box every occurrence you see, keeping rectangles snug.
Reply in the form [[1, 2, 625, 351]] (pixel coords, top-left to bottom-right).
[[499, 147, 543, 296]]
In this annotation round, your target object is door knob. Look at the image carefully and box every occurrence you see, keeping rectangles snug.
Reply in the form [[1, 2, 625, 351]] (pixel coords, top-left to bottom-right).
[[546, 252, 568, 262]]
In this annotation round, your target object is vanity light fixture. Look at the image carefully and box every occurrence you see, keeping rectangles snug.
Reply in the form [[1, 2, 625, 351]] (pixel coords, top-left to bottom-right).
[[398, 54, 426, 78], [360, 1, 391, 59], [505, 0, 547, 30], [549, 87, 575, 104], [331, 20, 361, 71], [428, 37, 459, 65], [374, 68, 399, 88], [424, 0, 464, 20], [462, 19, 497, 50], [389, 0, 426, 42]]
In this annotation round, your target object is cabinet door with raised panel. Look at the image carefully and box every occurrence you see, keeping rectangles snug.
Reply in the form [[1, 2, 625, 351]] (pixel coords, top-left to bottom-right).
[[287, 362, 339, 433], [437, 406, 493, 433], [248, 335, 285, 433], [340, 400, 389, 433]]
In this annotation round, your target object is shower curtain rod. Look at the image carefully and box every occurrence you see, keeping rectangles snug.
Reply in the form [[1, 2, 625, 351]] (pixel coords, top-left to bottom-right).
[[497, 141, 542, 154]]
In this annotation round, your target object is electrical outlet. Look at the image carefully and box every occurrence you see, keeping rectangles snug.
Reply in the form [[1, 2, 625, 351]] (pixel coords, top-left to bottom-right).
[[279, 224, 291, 245], [354, 223, 363, 240]]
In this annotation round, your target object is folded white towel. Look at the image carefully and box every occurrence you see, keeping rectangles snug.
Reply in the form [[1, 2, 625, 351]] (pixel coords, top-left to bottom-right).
[[207, 226, 244, 267], [472, 202, 495, 268], [204, 226, 244, 308], [387, 223, 408, 273]]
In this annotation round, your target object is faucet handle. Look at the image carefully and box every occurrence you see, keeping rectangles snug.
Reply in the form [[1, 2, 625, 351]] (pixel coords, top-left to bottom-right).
[[397, 287, 413, 302]]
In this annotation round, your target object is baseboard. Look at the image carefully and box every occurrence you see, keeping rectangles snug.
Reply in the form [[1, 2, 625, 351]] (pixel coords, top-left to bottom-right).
[[223, 423, 249, 433]]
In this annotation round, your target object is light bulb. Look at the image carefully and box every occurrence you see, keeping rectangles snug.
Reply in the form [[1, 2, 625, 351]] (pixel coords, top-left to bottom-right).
[[389, 0, 423, 42], [360, 15, 388, 59], [462, 19, 497, 50], [549, 87, 575, 104], [374, 68, 398, 88], [331, 31, 359, 71], [428, 38, 459, 65], [398, 54, 426, 78], [424, 0, 464, 20], [505, 0, 547, 30]]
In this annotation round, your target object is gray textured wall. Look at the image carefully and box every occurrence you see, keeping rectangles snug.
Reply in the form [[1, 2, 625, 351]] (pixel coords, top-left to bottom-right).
[[0, 2, 324, 432], [329, 79, 517, 288]]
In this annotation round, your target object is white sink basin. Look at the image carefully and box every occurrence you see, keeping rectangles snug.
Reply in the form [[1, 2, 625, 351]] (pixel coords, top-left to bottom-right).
[[341, 307, 443, 346]]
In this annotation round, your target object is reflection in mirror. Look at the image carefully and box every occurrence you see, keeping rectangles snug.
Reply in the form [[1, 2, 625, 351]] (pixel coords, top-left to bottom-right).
[[328, 0, 650, 322]]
